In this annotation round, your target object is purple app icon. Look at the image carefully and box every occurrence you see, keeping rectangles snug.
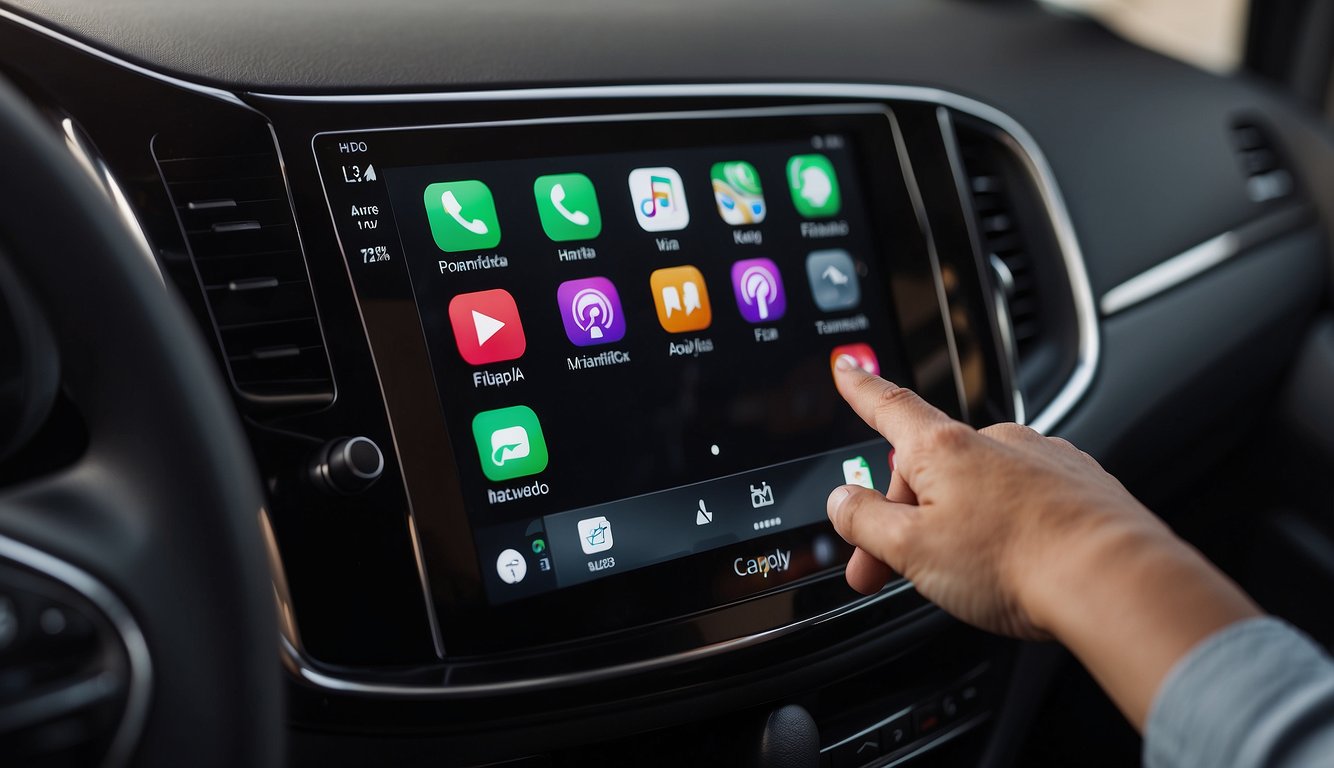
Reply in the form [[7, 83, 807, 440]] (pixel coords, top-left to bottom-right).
[[557, 276, 626, 346], [730, 258, 786, 323]]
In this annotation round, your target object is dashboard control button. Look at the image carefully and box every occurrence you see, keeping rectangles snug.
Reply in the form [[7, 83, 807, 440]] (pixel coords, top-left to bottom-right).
[[831, 732, 880, 768], [880, 712, 913, 752], [310, 436, 385, 495], [913, 698, 943, 735]]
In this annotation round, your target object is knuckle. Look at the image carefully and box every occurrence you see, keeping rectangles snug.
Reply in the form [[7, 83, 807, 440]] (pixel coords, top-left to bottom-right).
[[872, 382, 917, 415], [924, 421, 973, 453], [980, 422, 1036, 444]]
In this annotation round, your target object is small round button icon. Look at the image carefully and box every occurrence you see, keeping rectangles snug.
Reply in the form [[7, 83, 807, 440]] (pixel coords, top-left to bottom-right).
[[496, 548, 527, 585]]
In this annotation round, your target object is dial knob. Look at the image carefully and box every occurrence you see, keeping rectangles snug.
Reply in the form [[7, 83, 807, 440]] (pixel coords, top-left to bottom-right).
[[310, 436, 384, 495]]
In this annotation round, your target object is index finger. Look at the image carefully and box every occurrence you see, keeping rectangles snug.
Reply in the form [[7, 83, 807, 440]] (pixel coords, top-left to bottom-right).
[[832, 358, 957, 456]]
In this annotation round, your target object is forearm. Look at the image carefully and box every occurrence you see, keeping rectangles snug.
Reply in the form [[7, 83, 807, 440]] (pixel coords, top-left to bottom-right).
[[1024, 513, 1261, 729]]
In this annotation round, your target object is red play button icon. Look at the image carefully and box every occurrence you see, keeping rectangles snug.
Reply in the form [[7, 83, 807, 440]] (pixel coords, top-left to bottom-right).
[[448, 289, 527, 365]]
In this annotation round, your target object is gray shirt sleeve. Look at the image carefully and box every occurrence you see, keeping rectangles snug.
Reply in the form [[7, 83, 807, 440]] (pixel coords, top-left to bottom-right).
[[1145, 617, 1334, 768]]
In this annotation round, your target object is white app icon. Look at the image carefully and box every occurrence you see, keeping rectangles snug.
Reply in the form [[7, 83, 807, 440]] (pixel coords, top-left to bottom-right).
[[496, 548, 527, 584], [843, 456, 874, 489], [489, 425, 531, 467], [629, 167, 690, 232], [577, 516, 614, 555]]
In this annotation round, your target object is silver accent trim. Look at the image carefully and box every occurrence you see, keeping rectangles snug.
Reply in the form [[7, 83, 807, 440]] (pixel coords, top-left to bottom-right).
[[59, 117, 165, 288], [0, 533, 152, 768], [0, 8, 249, 108], [1100, 204, 1312, 317], [887, 110, 971, 421], [936, 106, 1026, 425], [281, 581, 921, 697]]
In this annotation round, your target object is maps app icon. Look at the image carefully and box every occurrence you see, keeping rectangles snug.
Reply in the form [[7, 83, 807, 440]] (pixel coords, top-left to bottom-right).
[[557, 277, 626, 346]]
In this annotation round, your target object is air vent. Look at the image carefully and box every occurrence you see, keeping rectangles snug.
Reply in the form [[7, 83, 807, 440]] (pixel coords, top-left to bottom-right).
[[952, 118, 1080, 417], [154, 132, 334, 412], [1230, 120, 1294, 203], [956, 130, 1043, 362]]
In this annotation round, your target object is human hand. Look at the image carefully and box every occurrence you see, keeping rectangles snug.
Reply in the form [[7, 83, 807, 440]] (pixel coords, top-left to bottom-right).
[[826, 359, 1161, 640]]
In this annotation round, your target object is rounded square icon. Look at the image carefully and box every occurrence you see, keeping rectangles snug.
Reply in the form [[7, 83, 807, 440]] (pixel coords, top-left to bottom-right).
[[730, 258, 787, 323], [557, 277, 626, 346], [448, 288, 526, 366], [424, 180, 501, 252], [710, 161, 766, 225], [472, 405, 549, 482], [650, 265, 712, 333], [805, 250, 861, 312], [629, 167, 690, 232], [577, 516, 614, 555], [830, 343, 880, 377], [534, 173, 602, 242], [786, 154, 842, 218]]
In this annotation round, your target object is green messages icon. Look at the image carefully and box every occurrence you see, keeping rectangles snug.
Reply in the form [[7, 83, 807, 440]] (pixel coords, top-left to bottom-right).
[[534, 173, 602, 242], [786, 154, 842, 218], [472, 405, 549, 482], [424, 180, 501, 252]]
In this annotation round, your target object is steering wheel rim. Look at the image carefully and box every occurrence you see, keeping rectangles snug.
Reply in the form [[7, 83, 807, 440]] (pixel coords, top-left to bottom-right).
[[0, 76, 280, 766]]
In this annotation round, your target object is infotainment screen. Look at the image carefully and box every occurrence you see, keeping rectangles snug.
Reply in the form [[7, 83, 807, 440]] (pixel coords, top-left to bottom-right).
[[313, 106, 957, 651]]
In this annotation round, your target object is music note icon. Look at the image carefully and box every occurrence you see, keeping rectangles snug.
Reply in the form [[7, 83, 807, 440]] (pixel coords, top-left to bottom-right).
[[629, 167, 690, 232]]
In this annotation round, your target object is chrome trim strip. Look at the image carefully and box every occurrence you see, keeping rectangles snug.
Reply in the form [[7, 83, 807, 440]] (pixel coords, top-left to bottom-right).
[[936, 106, 1026, 425], [1100, 204, 1312, 317], [980, 129, 1097, 435], [280, 580, 921, 697], [58, 117, 165, 288], [0, 533, 152, 768], [0, 8, 250, 109], [887, 110, 971, 421]]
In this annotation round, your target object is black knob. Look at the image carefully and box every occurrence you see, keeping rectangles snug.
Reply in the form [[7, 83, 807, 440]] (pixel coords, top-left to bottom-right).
[[755, 704, 820, 768], [310, 436, 384, 495]]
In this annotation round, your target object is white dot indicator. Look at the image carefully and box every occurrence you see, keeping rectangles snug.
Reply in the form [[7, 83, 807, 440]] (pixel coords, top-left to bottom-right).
[[710, 444, 720, 456]]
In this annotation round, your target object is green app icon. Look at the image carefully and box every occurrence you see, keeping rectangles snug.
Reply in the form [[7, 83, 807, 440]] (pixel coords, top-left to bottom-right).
[[472, 405, 549, 482], [710, 161, 767, 225], [786, 154, 842, 218], [533, 173, 602, 241], [424, 180, 501, 252]]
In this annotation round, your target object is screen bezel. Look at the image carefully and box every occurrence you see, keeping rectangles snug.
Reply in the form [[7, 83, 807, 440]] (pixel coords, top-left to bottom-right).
[[311, 105, 961, 656]]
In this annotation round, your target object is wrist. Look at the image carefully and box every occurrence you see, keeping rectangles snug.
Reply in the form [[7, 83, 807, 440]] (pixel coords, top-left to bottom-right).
[[1008, 505, 1166, 640]]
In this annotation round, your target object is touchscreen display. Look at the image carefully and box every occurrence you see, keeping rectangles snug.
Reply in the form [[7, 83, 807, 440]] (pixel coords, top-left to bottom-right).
[[313, 108, 944, 642]]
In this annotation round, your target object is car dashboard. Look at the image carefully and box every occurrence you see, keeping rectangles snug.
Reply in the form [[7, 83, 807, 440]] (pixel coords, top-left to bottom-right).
[[0, 1, 1330, 766]]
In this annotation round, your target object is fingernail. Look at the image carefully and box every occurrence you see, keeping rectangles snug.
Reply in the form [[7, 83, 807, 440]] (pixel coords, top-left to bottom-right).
[[827, 486, 850, 518], [835, 354, 858, 371]]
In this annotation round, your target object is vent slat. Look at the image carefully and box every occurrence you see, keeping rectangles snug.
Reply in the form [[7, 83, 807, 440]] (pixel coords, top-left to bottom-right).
[[156, 133, 334, 410], [1231, 121, 1293, 204], [957, 128, 1046, 366]]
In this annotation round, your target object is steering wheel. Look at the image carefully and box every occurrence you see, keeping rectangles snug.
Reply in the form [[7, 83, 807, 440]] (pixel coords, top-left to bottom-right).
[[0, 76, 280, 765]]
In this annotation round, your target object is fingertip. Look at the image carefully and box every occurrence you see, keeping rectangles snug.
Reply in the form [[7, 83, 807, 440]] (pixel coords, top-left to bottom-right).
[[826, 485, 852, 520]]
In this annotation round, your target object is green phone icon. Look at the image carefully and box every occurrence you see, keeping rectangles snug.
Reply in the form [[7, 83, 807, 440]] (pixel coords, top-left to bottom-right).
[[786, 154, 842, 218], [534, 173, 602, 241], [424, 180, 502, 252], [472, 405, 549, 482]]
